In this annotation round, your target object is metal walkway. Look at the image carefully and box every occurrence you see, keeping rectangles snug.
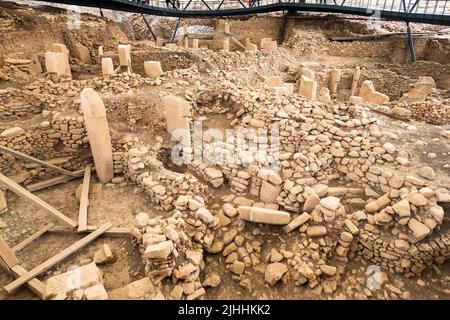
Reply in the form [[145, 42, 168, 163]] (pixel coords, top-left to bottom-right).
[[35, 0, 450, 25]]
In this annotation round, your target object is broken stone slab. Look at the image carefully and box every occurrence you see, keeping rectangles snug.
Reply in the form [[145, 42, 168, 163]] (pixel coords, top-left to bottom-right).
[[320, 196, 341, 211], [80, 88, 114, 183], [329, 68, 341, 94], [238, 206, 290, 225], [265, 262, 288, 285], [109, 277, 156, 300], [144, 240, 174, 259], [203, 273, 221, 287], [195, 207, 216, 225], [45, 262, 103, 300], [303, 193, 320, 213], [0, 126, 24, 138], [408, 218, 431, 241], [306, 225, 327, 237], [283, 212, 311, 233], [298, 75, 317, 101], [260, 180, 281, 203], [360, 80, 389, 105], [45, 52, 68, 78], [93, 244, 114, 265], [365, 195, 390, 213], [84, 283, 108, 300], [144, 61, 163, 80]]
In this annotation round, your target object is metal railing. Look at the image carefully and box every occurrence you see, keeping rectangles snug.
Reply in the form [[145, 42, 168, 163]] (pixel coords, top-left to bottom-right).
[[125, 0, 449, 15]]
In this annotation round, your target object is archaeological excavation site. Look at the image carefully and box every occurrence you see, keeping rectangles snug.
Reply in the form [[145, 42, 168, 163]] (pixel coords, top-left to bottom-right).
[[0, 0, 449, 303]]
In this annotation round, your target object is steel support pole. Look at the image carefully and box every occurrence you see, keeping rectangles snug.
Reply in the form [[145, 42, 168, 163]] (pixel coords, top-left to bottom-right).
[[406, 21, 416, 63]]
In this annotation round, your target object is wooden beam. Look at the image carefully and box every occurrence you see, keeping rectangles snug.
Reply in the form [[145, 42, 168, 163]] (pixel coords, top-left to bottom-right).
[[10, 265, 48, 299], [49, 225, 131, 238], [0, 236, 19, 269], [78, 166, 91, 232], [3, 222, 113, 294], [0, 145, 84, 178], [26, 175, 80, 192], [0, 173, 78, 229], [12, 223, 55, 253], [230, 36, 246, 51]]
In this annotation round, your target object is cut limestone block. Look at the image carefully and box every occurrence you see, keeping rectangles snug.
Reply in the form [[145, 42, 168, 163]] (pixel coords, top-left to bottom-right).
[[192, 39, 199, 49], [298, 75, 317, 101], [144, 61, 163, 80], [84, 283, 108, 300], [238, 206, 290, 225], [101, 58, 114, 78], [222, 38, 230, 52], [51, 43, 71, 76], [45, 52, 67, 78], [360, 80, 389, 105], [329, 68, 341, 94], [80, 88, 114, 183], [45, 262, 103, 300], [109, 277, 156, 300], [162, 95, 191, 142], [260, 38, 277, 51], [260, 180, 281, 203], [118, 44, 131, 66]]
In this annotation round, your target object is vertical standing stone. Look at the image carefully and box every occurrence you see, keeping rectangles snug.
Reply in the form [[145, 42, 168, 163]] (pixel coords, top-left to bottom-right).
[[98, 46, 104, 56], [184, 37, 189, 48], [101, 58, 114, 79], [298, 75, 317, 101], [45, 52, 67, 78], [246, 44, 257, 53], [144, 61, 163, 80], [350, 66, 361, 96], [80, 88, 114, 184], [244, 37, 250, 48], [118, 44, 131, 66], [224, 22, 230, 34], [192, 39, 199, 49], [222, 38, 230, 52], [330, 68, 341, 94], [162, 95, 191, 141], [51, 43, 71, 76]]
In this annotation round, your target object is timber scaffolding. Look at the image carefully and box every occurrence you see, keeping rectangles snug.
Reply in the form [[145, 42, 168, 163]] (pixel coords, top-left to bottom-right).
[[0, 145, 131, 299]]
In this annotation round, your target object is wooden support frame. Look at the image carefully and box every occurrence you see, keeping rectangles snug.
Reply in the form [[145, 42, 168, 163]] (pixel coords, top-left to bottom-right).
[[0, 173, 78, 228], [78, 166, 91, 232], [4, 222, 113, 294], [26, 175, 80, 192], [0, 236, 19, 270], [12, 223, 55, 253], [49, 225, 131, 238], [0, 145, 84, 178]]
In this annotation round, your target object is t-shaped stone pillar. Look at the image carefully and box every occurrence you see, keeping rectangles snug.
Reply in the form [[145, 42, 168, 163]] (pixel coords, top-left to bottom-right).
[[350, 66, 361, 97], [80, 88, 114, 184], [51, 43, 71, 77], [192, 39, 199, 49], [45, 52, 67, 78]]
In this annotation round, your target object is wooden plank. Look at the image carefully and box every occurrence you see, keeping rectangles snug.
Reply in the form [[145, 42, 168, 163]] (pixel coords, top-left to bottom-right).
[[0, 236, 19, 269], [78, 166, 91, 232], [12, 223, 55, 253], [0, 173, 78, 229], [0, 145, 84, 178], [10, 265, 48, 299], [49, 225, 131, 238], [231, 36, 246, 50], [4, 222, 113, 294], [26, 174, 81, 192]]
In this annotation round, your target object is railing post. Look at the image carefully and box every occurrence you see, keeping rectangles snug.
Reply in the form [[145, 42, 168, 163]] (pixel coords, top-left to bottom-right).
[[406, 21, 416, 63]]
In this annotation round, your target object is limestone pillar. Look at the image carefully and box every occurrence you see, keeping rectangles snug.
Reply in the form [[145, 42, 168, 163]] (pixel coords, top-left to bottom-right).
[[45, 52, 67, 78], [101, 58, 114, 79], [244, 37, 250, 48], [80, 88, 114, 184], [224, 22, 230, 34], [144, 61, 163, 80], [330, 68, 341, 94], [222, 38, 230, 52], [298, 75, 317, 101], [184, 37, 189, 48], [118, 44, 131, 66], [162, 95, 191, 141], [237, 206, 290, 225], [98, 46, 104, 56], [192, 39, 199, 49], [350, 66, 361, 96], [51, 43, 71, 77]]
